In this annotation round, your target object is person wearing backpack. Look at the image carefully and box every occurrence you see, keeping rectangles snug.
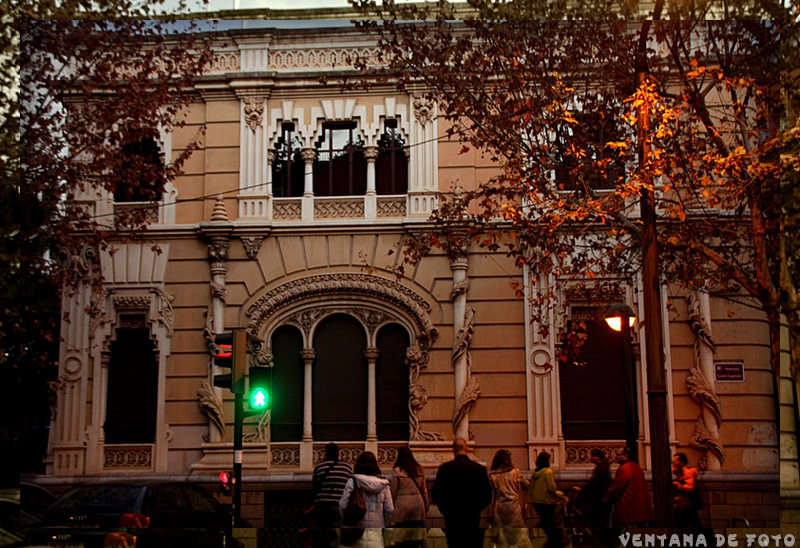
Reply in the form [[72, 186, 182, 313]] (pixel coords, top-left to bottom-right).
[[339, 451, 394, 547], [672, 452, 703, 529]]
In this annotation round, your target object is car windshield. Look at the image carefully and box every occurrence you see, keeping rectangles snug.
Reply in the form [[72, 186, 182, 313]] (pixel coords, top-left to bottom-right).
[[49, 485, 143, 513]]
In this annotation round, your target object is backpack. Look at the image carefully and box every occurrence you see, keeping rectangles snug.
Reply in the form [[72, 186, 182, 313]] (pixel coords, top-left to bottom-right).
[[341, 477, 367, 526]]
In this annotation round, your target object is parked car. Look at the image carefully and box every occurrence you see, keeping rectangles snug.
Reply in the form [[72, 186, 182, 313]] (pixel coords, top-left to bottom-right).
[[26, 482, 232, 548], [0, 484, 51, 547]]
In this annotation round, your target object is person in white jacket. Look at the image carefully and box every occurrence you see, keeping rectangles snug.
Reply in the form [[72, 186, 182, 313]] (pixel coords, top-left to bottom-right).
[[339, 451, 394, 547]]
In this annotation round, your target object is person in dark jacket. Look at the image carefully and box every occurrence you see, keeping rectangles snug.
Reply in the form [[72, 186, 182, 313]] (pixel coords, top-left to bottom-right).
[[575, 448, 611, 528], [311, 442, 354, 548], [431, 438, 492, 548]]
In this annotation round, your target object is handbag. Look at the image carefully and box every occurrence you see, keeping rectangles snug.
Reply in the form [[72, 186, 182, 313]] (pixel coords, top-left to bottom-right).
[[341, 477, 367, 526]]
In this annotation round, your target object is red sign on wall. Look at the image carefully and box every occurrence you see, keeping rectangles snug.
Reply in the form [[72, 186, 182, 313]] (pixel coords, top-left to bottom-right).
[[714, 361, 745, 382]]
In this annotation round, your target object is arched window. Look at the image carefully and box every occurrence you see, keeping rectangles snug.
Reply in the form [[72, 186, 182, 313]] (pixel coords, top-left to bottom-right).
[[376, 119, 408, 195], [559, 317, 627, 440], [313, 123, 367, 197], [272, 123, 304, 198], [376, 324, 410, 441], [312, 314, 367, 441], [105, 316, 158, 444], [270, 325, 304, 442], [114, 137, 164, 202]]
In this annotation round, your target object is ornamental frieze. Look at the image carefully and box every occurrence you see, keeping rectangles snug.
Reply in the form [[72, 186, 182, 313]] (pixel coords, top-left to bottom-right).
[[246, 273, 434, 339]]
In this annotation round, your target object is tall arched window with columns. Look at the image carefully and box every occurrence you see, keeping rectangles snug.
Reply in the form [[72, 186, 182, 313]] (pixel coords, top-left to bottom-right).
[[376, 324, 410, 441], [270, 325, 304, 442], [312, 314, 368, 441]]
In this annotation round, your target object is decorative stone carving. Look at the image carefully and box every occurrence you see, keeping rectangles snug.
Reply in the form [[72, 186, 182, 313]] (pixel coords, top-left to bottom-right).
[[104, 447, 152, 469], [113, 295, 152, 309], [408, 345, 446, 441], [208, 239, 229, 277], [413, 95, 434, 126], [210, 280, 226, 304], [273, 200, 303, 220], [686, 292, 724, 469], [450, 277, 470, 302], [197, 380, 225, 441], [88, 289, 110, 337], [243, 97, 266, 131], [301, 148, 317, 164], [154, 288, 174, 338], [452, 307, 480, 436], [376, 197, 407, 218], [271, 446, 301, 467], [243, 410, 270, 443], [246, 273, 434, 338], [241, 236, 264, 260], [315, 198, 364, 219], [59, 242, 98, 279]]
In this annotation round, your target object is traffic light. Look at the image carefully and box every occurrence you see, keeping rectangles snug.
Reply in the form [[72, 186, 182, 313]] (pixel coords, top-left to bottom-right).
[[212, 330, 246, 394], [248, 366, 272, 411], [219, 470, 233, 495]]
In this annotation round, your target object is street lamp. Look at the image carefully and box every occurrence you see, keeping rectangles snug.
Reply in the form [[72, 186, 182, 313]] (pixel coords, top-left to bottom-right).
[[605, 303, 639, 463]]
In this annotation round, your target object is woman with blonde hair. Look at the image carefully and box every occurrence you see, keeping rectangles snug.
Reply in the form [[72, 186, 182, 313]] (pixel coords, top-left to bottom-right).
[[488, 449, 532, 548]]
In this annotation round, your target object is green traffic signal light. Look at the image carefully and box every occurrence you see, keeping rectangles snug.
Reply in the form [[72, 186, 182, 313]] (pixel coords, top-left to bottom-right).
[[251, 388, 268, 408], [249, 366, 271, 410]]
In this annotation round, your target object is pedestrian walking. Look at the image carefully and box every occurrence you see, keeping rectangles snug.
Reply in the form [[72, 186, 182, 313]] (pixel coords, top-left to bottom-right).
[[488, 449, 532, 548], [603, 447, 653, 528], [339, 451, 394, 547], [431, 438, 492, 548], [312, 442, 354, 548], [389, 446, 428, 548], [672, 452, 703, 529], [573, 448, 611, 528], [530, 451, 565, 548]]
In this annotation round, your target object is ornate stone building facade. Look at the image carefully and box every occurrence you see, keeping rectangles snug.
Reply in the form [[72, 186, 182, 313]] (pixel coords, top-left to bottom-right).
[[39, 24, 781, 528]]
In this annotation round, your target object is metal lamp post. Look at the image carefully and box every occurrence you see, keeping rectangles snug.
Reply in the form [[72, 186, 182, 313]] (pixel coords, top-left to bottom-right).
[[605, 303, 639, 462]]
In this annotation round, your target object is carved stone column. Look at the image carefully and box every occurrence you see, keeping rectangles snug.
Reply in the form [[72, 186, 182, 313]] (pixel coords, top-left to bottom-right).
[[200, 196, 233, 444], [301, 349, 316, 442], [686, 290, 724, 470], [365, 147, 378, 220], [450, 250, 479, 440], [301, 148, 316, 221], [365, 348, 380, 443]]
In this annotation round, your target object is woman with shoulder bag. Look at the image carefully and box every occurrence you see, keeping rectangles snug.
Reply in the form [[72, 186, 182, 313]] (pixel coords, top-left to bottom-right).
[[389, 447, 429, 548], [339, 451, 394, 547]]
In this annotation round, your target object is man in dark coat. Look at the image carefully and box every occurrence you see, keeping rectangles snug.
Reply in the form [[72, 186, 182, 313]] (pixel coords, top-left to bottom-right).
[[432, 438, 492, 548]]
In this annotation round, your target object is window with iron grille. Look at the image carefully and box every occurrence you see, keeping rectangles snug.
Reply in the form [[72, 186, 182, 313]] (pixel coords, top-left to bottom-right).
[[313, 122, 367, 197], [272, 123, 304, 198], [114, 137, 164, 203], [552, 110, 626, 192], [559, 317, 627, 441], [104, 322, 158, 444], [376, 119, 408, 195]]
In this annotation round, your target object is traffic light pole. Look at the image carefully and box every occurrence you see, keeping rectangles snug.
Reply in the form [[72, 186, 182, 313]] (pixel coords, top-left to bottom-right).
[[232, 391, 244, 526]]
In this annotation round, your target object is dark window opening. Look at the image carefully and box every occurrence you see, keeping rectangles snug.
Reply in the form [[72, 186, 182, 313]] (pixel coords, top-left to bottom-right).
[[312, 314, 367, 441], [270, 325, 305, 442], [105, 325, 158, 444], [553, 111, 625, 192], [272, 123, 304, 198], [559, 318, 627, 440], [114, 138, 165, 202], [376, 324, 410, 441], [376, 119, 408, 195], [313, 123, 366, 197]]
